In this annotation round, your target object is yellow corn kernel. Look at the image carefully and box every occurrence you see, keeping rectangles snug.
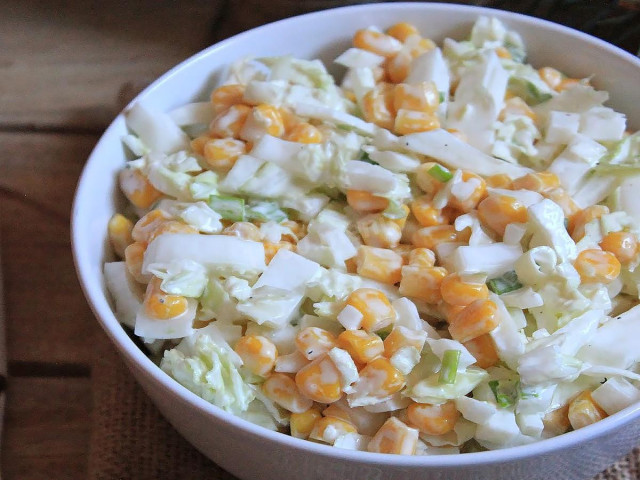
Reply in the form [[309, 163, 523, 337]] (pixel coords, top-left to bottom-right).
[[410, 196, 449, 227], [353, 29, 402, 57], [222, 222, 263, 242], [360, 356, 406, 396], [544, 187, 580, 217], [190, 134, 211, 156], [448, 299, 499, 343], [345, 288, 396, 333], [440, 273, 489, 307], [143, 277, 189, 320], [446, 128, 467, 143], [362, 83, 396, 130], [543, 404, 571, 435], [391, 203, 411, 229], [494, 46, 512, 59], [203, 138, 247, 172], [394, 108, 440, 135], [463, 334, 499, 369], [399, 265, 447, 304], [264, 241, 295, 264], [437, 301, 465, 324], [511, 171, 560, 193], [574, 249, 621, 284], [499, 96, 536, 122], [448, 171, 487, 213], [309, 416, 358, 444], [337, 329, 384, 365], [241, 104, 285, 141], [408, 247, 436, 267], [263, 372, 314, 413], [392, 243, 413, 264], [285, 122, 323, 144], [407, 35, 436, 58], [118, 168, 162, 210], [367, 417, 418, 455], [407, 400, 459, 435], [538, 67, 563, 90], [412, 225, 459, 250], [322, 403, 352, 423], [568, 391, 607, 430], [345, 257, 358, 274], [356, 246, 403, 285], [295, 327, 337, 361], [393, 82, 439, 113], [357, 214, 402, 249], [415, 162, 445, 196], [346, 189, 390, 213], [281, 219, 305, 239], [209, 103, 251, 138], [386, 22, 420, 42], [556, 78, 582, 92], [210, 84, 245, 114], [234, 335, 278, 377], [131, 209, 171, 243], [383, 326, 427, 358], [124, 241, 149, 284], [485, 173, 513, 189], [148, 220, 198, 244], [276, 106, 298, 131], [569, 205, 610, 241], [108, 213, 134, 258], [295, 356, 343, 404], [386, 50, 412, 84], [477, 194, 528, 236], [600, 231, 638, 264], [290, 408, 322, 440]]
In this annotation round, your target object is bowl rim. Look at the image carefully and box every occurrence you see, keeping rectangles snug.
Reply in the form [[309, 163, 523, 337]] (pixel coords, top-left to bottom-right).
[[72, 0, 640, 468]]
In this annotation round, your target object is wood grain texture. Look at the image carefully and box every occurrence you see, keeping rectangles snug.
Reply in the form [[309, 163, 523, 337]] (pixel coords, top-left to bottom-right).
[[2, 377, 92, 480], [0, 0, 225, 131], [0, 132, 98, 365]]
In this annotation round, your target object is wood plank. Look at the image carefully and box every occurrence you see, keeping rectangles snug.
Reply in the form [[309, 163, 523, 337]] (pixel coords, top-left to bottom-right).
[[2, 377, 92, 480], [0, 0, 226, 131], [0, 132, 98, 365]]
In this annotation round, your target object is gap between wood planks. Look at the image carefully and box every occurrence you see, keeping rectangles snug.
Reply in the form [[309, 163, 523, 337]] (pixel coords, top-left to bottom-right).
[[9, 361, 91, 378]]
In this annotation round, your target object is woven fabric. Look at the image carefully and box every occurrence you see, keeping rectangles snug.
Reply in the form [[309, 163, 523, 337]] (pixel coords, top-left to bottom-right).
[[89, 334, 639, 480]]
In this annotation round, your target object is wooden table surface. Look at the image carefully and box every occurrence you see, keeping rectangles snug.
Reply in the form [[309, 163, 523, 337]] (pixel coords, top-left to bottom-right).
[[1, 1, 637, 479]]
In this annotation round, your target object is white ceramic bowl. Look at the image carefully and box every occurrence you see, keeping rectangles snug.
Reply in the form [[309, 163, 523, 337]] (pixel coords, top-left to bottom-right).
[[72, 3, 640, 479]]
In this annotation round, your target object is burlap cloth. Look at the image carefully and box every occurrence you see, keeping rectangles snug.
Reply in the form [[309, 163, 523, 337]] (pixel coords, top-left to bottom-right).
[[88, 332, 640, 480]]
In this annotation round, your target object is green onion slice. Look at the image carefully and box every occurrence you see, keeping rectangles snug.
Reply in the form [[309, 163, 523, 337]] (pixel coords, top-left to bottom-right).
[[487, 271, 523, 295], [488, 380, 518, 408], [382, 199, 408, 220], [208, 195, 245, 222], [246, 201, 288, 223], [428, 164, 453, 182], [438, 349, 461, 385]]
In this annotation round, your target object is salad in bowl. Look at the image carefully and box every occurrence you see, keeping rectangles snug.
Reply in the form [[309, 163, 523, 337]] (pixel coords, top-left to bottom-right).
[[103, 16, 640, 456]]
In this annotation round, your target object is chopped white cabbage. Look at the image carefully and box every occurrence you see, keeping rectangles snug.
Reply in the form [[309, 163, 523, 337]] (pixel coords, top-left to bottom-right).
[[104, 262, 144, 328], [545, 111, 580, 145], [334, 48, 385, 68], [401, 129, 532, 178], [168, 102, 215, 126], [447, 50, 508, 152], [451, 243, 523, 277], [591, 377, 640, 415], [160, 333, 254, 414], [135, 296, 197, 340], [527, 199, 577, 262], [143, 234, 266, 277], [126, 102, 190, 154]]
